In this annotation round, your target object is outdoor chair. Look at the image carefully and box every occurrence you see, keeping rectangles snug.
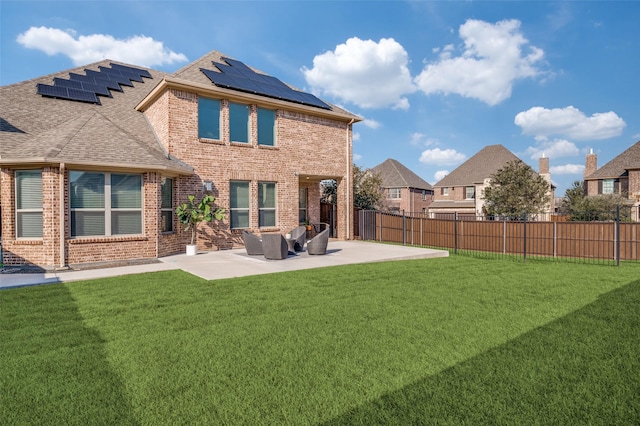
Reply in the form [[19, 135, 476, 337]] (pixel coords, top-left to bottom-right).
[[242, 230, 263, 256], [289, 225, 306, 252], [306, 228, 329, 255], [261, 233, 289, 260]]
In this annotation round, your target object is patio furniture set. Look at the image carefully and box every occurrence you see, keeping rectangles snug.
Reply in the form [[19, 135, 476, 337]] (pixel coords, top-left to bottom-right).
[[242, 225, 330, 260]]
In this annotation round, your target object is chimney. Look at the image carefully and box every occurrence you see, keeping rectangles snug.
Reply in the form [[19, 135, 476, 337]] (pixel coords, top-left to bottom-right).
[[584, 149, 597, 178], [539, 153, 549, 175]]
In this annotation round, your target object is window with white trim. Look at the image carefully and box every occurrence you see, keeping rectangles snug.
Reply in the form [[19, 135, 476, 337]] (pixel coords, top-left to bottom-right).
[[70, 171, 142, 237], [465, 186, 475, 199], [229, 102, 249, 143], [442, 187, 449, 196], [388, 188, 401, 199], [161, 177, 173, 232], [15, 170, 43, 238], [602, 179, 614, 194], [230, 180, 250, 229], [257, 107, 275, 146], [258, 182, 276, 227]]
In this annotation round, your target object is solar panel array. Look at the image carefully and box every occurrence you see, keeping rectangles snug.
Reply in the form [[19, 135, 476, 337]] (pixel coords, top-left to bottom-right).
[[201, 58, 331, 110], [36, 63, 152, 104]]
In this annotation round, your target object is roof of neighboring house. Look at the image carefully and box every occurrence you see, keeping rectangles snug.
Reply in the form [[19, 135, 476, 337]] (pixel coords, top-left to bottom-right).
[[0, 50, 359, 172], [371, 158, 433, 190], [585, 140, 640, 180], [434, 144, 521, 187], [429, 200, 476, 209]]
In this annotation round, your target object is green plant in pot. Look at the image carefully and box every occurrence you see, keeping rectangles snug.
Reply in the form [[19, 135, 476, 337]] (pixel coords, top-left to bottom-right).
[[176, 194, 225, 255]]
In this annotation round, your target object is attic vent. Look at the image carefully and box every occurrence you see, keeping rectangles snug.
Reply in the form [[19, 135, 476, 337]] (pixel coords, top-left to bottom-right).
[[36, 63, 152, 104]]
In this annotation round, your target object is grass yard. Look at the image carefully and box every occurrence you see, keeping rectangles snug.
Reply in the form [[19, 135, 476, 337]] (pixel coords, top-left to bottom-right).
[[1, 256, 639, 425]]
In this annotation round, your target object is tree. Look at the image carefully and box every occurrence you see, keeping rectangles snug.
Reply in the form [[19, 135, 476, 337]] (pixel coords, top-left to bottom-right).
[[320, 164, 384, 210], [176, 194, 226, 245], [561, 180, 629, 221], [482, 159, 551, 219]]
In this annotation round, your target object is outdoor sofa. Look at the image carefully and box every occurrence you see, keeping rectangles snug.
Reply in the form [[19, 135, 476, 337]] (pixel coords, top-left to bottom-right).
[[306, 228, 329, 255]]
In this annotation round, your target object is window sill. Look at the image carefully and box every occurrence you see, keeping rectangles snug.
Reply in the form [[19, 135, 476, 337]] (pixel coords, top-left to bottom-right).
[[258, 144, 279, 150], [12, 239, 43, 245], [230, 141, 252, 147], [68, 235, 148, 244], [199, 138, 225, 145]]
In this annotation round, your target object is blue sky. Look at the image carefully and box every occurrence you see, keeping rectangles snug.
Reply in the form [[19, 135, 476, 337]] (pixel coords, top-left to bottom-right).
[[2, 1, 639, 195]]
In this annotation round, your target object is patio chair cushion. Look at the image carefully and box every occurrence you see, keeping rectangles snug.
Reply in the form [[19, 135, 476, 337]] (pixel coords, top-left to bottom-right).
[[261, 233, 289, 260], [306, 228, 329, 255], [242, 230, 263, 256], [289, 226, 306, 251]]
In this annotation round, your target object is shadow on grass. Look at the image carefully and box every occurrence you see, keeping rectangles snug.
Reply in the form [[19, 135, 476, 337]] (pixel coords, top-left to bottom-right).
[[323, 280, 640, 425], [0, 284, 139, 425]]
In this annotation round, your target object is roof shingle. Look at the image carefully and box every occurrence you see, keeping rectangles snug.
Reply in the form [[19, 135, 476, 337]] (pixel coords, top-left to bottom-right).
[[434, 144, 520, 187]]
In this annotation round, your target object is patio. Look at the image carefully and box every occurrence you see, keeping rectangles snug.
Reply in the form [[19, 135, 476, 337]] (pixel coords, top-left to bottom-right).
[[0, 241, 448, 288]]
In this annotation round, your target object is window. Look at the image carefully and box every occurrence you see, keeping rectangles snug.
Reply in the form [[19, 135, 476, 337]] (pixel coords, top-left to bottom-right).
[[229, 102, 249, 143], [70, 171, 142, 237], [442, 187, 449, 196], [198, 97, 220, 139], [465, 186, 475, 199], [602, 179, 614, 194], [258, 182, 276, 227], [257, 107, 275, 146], [15, 170, 43, 238], [230, 181, 250, 229], [422, 190, 427, 201], [388, 188, 402, 199], [299, 188, 308, 224], [161, 177, 173, 232]]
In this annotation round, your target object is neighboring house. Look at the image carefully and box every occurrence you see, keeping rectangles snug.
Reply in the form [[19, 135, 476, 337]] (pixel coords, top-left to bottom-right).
[[430, 144, 554, 219], [583, 141, 640, 205], [0, 50, 361, 269], [371, 158, 433, 214]]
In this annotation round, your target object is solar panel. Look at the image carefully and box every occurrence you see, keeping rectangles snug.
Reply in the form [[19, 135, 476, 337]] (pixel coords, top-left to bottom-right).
[[201, 58, 331, 110], [110, 63, 152, 79], [54, 78, 112, 97], [37, 84, 99, 103]]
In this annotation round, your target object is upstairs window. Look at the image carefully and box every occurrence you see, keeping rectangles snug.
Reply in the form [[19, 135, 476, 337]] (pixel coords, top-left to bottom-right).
[[602, 179, 614, 194], [229, 102, 249, 143], [258, 182, 276, 227], [388, 188, 401, 199], [442, 187, 449, 196], [198, 97, 220, 140], [15, 170, 43, 238], [257, 108, 276, 146], [465, 186, 475, 199], [422, 190, 427, 201]]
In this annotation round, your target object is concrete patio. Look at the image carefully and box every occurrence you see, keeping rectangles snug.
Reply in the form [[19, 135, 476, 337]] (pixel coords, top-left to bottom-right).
[[0, 241, 448, 289]]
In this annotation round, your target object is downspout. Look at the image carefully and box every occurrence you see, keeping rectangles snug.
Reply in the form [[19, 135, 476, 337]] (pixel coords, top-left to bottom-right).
[[346, 118, 355, 240], [59, 163, 66, 269]]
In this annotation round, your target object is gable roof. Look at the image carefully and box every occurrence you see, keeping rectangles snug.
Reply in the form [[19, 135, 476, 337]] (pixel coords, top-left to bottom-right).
[[585, 140, 640, 180], [0, 59, 192, 174], [434, 144, 520, 187], [371, 158, 433, 190]]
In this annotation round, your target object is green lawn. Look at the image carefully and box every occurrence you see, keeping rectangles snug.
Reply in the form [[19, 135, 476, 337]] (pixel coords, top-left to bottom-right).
[[1, 257, 639, 425]]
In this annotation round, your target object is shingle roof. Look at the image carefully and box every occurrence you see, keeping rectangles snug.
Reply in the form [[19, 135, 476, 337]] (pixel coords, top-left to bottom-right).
[[0, 59, 192, 174], [371, 158, 433, 190], [434, 144, 521, 187], [585, 140, 640, 180]]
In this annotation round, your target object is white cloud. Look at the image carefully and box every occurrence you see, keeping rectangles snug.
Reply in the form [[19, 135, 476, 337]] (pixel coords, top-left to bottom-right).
[[550, 164, 585, 175], [363, 118, 381, 129], [410, 133, 438, 147], [434, 170, 450, 181], [353, 132, 361, 142], [16, 26, 187, 67], [514, 106, 626, 141], [525, 138, 579, 160], [414, 19, 544, 106], [303, 37, 416, 109], [419, 148, 466, 166], [353, 153, 363, 162]]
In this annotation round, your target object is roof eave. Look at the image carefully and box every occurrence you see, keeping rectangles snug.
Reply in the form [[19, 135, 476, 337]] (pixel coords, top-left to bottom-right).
[[135, 77, 362, 123], [0, 157, 194, 176]]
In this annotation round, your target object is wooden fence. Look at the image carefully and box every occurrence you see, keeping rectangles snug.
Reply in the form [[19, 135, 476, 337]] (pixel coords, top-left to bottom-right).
[[357, 210, 640, 265]]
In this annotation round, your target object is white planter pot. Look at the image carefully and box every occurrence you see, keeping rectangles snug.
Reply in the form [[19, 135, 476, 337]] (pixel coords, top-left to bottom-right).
[[186, 244, 198, 256]]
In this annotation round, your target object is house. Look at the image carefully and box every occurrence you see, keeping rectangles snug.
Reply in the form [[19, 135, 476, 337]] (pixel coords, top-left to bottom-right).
[[583, 141, 640, 204], [0, 50, 361, 269], [429, 144, 554, 219], [371, 158, 433, 214]]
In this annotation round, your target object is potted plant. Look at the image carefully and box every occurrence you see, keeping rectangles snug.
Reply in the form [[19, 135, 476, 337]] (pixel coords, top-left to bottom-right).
[[176, 194, 225, 255], [303, 219, 313, 231]]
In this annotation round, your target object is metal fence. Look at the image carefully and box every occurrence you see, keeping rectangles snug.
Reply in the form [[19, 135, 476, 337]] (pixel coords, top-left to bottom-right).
[[357, 208, 640, 265]]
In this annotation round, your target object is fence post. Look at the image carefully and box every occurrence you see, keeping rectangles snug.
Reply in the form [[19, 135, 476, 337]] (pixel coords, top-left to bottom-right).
[[378, 211, 382, 242], [402, 209, 406, 245], [454, 212, 458, 255], [523, 212, 527, 263], [616, 206, 621, 266]]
